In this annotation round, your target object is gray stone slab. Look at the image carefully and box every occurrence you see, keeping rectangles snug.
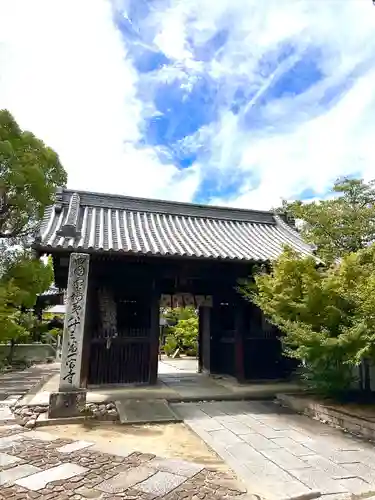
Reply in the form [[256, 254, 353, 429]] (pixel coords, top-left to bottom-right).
[[249, 471, 317, 500], [302, 455, 355, 479], [0, 464, 41, 485], [271, 437, 315, 456], [324, 450, 371, 464], [241, 432, 281, 450], [171, 403, 208, 420], [149, 457, 204, 478], [1, 395, 22, 405], [289, 468, 348, 494], [0, 406, 14, 422], [261, 448, 311, 470], [16, 462, 88, 490], [235, 414, 284, 438], [91, 442, 132, 457], [95, 465, 155, 493], [198, 402, 228, 417], [317, 495, 350, 500], [306, 437, 361, 454], [209, 428, 243, 446], [226, 442, 269, 467], [56, 440, 94, 453], [0, 433, 24, 450], [193, 417, 225, 432], [284, 429, 315, 444], [135, 470, 186, 496], [75, 486, 103, 498], [338, 477, 373, 495], [116, 399, 178, 424], [344, 462, 375, 484], [24, 430, 59, 441], [0, 452, 21, 467]]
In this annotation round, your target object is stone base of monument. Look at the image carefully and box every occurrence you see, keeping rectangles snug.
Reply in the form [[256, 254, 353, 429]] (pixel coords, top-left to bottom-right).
[[48, 390, 87, 418]]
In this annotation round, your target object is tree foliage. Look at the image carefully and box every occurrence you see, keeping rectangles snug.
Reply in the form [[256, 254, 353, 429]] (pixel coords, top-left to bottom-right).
[[0, 110, 66, 346], [162, 307, 198, 356], [241, 177, 375, 396], [282, 178, 375, 263], [0, 109, 67, 238]]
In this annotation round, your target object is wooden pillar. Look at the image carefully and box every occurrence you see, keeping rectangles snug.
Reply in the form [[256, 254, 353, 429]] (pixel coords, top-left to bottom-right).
[[234, 301, 245, 383], [149, 288, 160, 385], [59, 252, 90, 391], [198, 308, 203, 373], [199, 306, 211, 373]]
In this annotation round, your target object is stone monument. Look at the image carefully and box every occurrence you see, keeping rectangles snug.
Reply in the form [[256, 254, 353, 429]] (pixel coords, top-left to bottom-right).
[[49, 253, 90, 418]]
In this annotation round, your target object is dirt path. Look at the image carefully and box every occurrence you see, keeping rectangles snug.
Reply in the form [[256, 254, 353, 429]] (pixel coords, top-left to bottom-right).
[[45, 421, 229, 471]]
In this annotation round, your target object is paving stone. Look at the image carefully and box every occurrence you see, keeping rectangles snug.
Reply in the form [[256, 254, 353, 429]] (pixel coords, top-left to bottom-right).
[[344, 462, 375, 484], [116, 399, 178, 424], [306, 438, 361, 454], [301, 455, 355, 479], [260, 448, 311, 470], [241, 432, 281, 450], [288, 468, 348, 494], [95, 465, 155, 493], [24, 430, 59, 441], [0, 406, 14, 422], [190, 416, 225, 432], [226, 442, 269, 467], [316, 495, 351, 500], [0, 452, 21, 467], [283, 430, 315, 444], [135, 470, 186, 496], [220, 419, 255, 435], [171, 403, 213, 422], [0, 464, 41, 485], [56, 440, 94, 453], [15, 463, 87, 490], [208, 429, 243, 446], [1, 395, 22, 405], [235, 415, 284, 438], [198, 402, 228, 417], [91, 442, 132, 457], [0, 433, 24, 450], [271, 437, 315, 456], [338, 477, 373, 495], [148, 457, 204, 477], [324, 450, 372, 464], [249, 472, 316, 500], [75, 486, 105, 498]]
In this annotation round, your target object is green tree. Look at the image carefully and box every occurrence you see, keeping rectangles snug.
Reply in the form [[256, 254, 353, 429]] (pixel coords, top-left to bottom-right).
[[240, 245, 375, 396], [162, 307, 198, 356], [0, 110, 66, 354], [282, 177, 375, 262]]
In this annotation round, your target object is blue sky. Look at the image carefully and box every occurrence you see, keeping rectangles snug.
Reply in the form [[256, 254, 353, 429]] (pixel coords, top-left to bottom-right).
[[1, 0, 375, 209]]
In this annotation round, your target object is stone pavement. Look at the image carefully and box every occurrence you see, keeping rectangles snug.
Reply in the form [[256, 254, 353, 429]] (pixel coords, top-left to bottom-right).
[[27, 360, 300, 405], [0, 364, 60, 424], [172, 400, 375, 500], [0, 423, 249, 500]]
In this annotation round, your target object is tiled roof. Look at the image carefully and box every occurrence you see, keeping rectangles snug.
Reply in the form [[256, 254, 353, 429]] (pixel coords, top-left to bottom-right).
[[35, 188, 314, 262]]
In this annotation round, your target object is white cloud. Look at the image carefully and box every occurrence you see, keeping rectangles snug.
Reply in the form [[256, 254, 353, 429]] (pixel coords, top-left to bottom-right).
[[1, 0, 375, 211], [0, 0, 200, 200], [140, 0, 375, 209]]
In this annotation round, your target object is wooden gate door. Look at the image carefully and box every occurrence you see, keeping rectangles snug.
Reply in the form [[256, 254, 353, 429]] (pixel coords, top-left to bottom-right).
[[210, 301, 236, 376], [88, 295, 155, 385]]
